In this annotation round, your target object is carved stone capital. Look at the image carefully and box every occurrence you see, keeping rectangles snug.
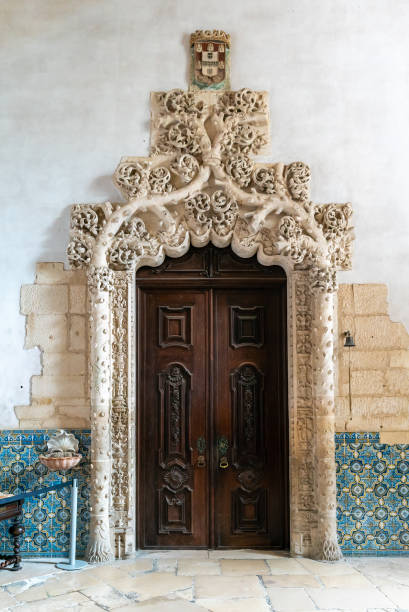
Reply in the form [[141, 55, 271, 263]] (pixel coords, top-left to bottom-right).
[[88, 265, 114, 293], [309, 266, 337, 294]]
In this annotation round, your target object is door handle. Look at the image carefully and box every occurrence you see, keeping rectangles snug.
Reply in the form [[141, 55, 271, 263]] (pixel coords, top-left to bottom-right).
[[196, 437, 206, 468], [217, 436, 229, 469]]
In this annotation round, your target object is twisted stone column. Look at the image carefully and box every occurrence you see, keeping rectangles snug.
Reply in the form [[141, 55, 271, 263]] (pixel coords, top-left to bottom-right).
[[311, 270, 342, 561], [86, 266, 114, 562]]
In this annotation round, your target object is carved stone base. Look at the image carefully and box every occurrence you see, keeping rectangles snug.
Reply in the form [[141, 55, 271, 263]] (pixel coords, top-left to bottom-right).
[[86, 517, 114, 563]]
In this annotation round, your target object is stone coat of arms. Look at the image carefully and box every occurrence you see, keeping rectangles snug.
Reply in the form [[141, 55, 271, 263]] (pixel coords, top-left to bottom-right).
[[190, 30, 230, 90]]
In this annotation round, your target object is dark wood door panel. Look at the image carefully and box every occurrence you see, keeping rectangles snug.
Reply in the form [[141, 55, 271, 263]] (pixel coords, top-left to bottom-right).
[[139, 289, 209, 548], [137, 246, 288, 550], [135, 245, 286, 283], [213, 287, 288, 548]]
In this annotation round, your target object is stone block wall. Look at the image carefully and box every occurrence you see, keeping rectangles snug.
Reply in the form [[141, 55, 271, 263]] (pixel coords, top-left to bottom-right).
[[15, 273, 409, 437], [337, 284, 409, 439], [15, 263, 90, 428]]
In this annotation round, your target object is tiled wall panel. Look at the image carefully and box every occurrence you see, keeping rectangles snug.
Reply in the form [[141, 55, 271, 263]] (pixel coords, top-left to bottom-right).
[[0, 430, 90, 558], [336, 432, 409, 555], [1, 429, 408, 557]]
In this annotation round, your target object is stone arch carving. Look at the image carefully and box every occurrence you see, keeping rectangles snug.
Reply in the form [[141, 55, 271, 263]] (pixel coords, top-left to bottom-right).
[[67, 81, 353, 562]]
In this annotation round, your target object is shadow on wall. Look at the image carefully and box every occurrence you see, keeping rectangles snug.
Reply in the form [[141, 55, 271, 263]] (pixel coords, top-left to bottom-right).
[[38, 205, 72, 264], [38, 173, 122, 266], [90, 175, 121, 201]]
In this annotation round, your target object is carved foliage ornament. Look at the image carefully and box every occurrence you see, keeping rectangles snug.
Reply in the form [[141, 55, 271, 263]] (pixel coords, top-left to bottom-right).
[[68, 83, 352, 286]]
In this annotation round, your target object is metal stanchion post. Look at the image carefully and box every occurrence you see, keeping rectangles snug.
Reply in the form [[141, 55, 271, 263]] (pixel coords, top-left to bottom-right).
[[56, 478, 87, 570]]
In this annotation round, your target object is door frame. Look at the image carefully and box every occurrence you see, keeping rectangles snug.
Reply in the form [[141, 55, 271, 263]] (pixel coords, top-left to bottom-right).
[[104, 247, 337, 560], [134, 249, 289, 549]]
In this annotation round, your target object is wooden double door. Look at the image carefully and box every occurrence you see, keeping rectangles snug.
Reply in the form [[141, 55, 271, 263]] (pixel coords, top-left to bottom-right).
[[137, 247, 288, 549]]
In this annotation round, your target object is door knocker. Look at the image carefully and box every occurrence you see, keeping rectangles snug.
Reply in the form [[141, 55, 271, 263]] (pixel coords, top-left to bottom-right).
[[217, 436, 229, 469], [196, 436, 206, 468]]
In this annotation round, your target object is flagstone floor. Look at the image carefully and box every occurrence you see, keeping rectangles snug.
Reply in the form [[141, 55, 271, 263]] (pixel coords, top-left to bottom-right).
[[0, 551, 408, 611]]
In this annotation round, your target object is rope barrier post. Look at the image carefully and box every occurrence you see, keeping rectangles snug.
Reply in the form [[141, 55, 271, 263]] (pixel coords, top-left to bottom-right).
[[56, 479, 88, 571]]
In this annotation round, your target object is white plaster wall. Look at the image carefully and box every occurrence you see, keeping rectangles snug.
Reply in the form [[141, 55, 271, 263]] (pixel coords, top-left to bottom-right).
[[1, 0, 409, 427]]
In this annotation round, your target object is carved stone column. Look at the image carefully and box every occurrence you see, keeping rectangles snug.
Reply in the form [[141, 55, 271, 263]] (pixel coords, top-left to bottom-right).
[[311, 268, 342, 561], [86, 266, 115, 562], [111, 273, 136, 558]]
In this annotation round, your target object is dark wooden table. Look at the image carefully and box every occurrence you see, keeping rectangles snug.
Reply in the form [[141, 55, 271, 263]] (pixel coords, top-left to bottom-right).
[[0, 480, 73, 571]]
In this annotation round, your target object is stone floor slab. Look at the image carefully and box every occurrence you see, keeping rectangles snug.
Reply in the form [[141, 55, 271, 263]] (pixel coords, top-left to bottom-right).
[[263, 573, 320, 587], [0, 562, 62, 587], [138, 550, 209, 559], [1, 553, 409, 611], [14, 584, 49, 603], [298, 558, 361, 576], [17, 591, 101, 611], [156, 558, 178, 573], [80, 582, 132, 609], [266, 558, 310, 575], [109, 572, 193, 601], [307, 586, 395, 609], [320, 573, 374, 588], [117, 559, 154, 575], [219, 559, 270, 575], [266, 586, 317, 611], [196, 598, 271, 611], [117, 598, 206, 611], [41, 572, 101, 597], [195, 575, 265, 599], [379, 584, 409, 607], [84, 565, 133, 581], [0, 588, 16, 608], [178, 560, 221, 576], [208, 549, 286, 560]]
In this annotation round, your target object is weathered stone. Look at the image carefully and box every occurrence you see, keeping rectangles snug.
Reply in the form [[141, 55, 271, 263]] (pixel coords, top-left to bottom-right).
[[21, 284, 68, 315], [335, 396, 350, 420], [69, 315, 86, 351], [346, 416, 409, 431], [70, 285, 87, 314], [338, 316, 355, 341], [31, 375, 85, 399], [351, 395, 408, 417], [380, 431, 409, 444], [43, 352, 86, 376], [379, 431, 409, 444], [337, 282, 409, 435], [354, 316, 409, 350], [351, 370, 385, 395], [385, 368, 409, 395], [15, 404, 55, 420], [42, 415, 90, 428], [339, 382, 350, 396], [25, 314, 67, 352], [56, 403, 90, 419], [18, 419, 44, 428], [340, 350, 390, 371], [353, 284, 389, 315], [35, 262, 87, 285], [337, 284, 354, 316], [390, 350, 409, 368]]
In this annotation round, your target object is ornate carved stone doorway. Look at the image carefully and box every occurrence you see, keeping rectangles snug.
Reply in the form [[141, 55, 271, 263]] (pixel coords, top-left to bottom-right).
[[66, 30, 353, 562]]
